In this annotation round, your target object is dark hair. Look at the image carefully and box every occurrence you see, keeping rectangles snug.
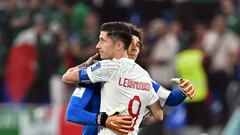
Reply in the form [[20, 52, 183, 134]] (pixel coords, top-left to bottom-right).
[[100, 22, 132, 50], [125, 23, 144, 49], [187, 33, 197, 45]]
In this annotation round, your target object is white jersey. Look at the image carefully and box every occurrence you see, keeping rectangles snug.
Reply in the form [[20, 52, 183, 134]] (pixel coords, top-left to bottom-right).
[[86, 58, 159, 135]]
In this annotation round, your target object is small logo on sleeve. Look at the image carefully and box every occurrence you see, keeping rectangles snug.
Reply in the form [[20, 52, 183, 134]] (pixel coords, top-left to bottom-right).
[[72, 87, 86, 98], [91, 62, 101, 71]]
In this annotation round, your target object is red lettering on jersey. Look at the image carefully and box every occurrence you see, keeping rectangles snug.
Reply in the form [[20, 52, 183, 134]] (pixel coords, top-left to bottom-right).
[[119, 77, 123, 86], [123, 78, 128, 87], [118, 77, 150, 91]]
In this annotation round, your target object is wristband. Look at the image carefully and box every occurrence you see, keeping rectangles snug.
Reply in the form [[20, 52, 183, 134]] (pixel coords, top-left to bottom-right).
[[77, 83, 87, 87], [96, 112, 108, 126], [180, 89, 187, 97]]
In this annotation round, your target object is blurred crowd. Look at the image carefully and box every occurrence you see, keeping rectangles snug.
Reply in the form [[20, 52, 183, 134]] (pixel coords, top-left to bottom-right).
[[0, 0, 240, 134]]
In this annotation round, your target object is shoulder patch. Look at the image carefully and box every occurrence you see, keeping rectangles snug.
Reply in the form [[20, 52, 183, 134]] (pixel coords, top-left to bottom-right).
[[91, 62, 101, 71]]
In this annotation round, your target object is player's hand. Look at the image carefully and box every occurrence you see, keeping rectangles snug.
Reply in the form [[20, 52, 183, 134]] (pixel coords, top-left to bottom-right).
[[106, 114, 133, 134], [171, 78, 196, 99], [84, 53, 99, 66]]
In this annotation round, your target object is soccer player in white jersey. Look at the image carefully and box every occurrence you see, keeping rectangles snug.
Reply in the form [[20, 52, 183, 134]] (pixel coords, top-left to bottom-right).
[[64, 23, 196, 134], [62, 22, 164, 135]]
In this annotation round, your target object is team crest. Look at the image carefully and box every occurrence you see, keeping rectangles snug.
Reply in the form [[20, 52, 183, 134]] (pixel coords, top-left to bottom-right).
[[91, 62, 101, 71]]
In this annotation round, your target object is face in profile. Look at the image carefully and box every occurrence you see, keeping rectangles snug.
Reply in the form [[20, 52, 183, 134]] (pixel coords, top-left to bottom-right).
[[96, 31, 115, 59], [127, 35, 140, 60]]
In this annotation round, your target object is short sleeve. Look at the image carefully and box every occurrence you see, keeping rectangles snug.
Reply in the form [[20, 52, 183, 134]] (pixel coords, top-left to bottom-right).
[[156, 86, 171, 107], [146, 86, 160, 107], [86, 60, 118, 83], [151, 81, 171, 106]]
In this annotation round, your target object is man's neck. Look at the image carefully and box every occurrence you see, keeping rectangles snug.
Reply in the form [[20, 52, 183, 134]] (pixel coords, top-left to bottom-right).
[[113, 51, 128, 59]]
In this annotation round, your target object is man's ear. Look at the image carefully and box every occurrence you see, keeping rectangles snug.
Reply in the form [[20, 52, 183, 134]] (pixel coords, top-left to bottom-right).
[[115, 42, 124, 51]]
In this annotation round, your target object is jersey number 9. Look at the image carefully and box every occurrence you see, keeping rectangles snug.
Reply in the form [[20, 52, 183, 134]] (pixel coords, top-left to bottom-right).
[[128, 96, 141, 131]]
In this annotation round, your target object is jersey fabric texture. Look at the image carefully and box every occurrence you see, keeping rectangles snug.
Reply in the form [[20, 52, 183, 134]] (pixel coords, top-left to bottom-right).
[[85, 58, 159, 135]]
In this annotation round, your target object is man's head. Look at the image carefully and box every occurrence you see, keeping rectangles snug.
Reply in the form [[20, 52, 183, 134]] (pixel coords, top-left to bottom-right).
[[125, 23, 143, 60], [96, 22, 132, 59]]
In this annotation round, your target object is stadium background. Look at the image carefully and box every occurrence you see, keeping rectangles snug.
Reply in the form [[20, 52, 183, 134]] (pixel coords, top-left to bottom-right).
[[0, 0, 240, 135]]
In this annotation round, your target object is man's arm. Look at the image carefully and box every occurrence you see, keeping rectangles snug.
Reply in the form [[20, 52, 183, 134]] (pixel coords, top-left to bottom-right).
[[140, 100, 164, 127], [140, 112, 159, 127], [165, 88, 186, 106], [152, 81, 185, 106], [152, 78, 196, 107], [66, 84, 99, 125], [62, 53, 99, 84], [66, 84, 133, 134], [139, 87, 186, 127], [62, 57, 117, 85], [171, 78, 196, 99], [67, 89, 133, 126], [140, 78, 196, 127], [139, 86, 164, 127]]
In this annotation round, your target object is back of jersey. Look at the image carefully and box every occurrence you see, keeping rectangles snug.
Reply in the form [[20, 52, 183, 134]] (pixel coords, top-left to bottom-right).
[[86, 58, 159, 135]]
